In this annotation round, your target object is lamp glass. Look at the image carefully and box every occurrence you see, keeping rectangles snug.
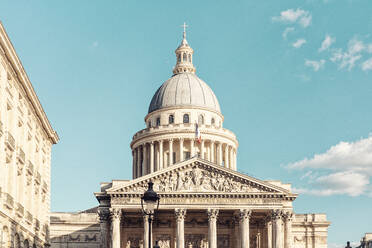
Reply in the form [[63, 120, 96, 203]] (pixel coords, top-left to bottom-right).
[[144, 200, 156, 212]]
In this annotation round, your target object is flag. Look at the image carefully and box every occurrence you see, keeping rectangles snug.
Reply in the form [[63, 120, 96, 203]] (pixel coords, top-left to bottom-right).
[[195, 123, 201, 143]]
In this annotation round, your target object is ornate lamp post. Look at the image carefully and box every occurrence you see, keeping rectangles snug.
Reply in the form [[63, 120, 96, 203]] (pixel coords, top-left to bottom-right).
[[141, 181, 160, 248]]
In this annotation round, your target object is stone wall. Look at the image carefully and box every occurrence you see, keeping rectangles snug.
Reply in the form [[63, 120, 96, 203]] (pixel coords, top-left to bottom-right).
[[293, 214, 330, 248], [50, 210, 100, 248]]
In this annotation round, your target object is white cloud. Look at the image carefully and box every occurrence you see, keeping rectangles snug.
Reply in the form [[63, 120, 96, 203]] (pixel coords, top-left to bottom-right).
[[368, 44, 372, 53], [282, 27, 295, 39], [293, 38, 306, 48], [305, 59, 325, 71], [331, 38, 365, 70], [272, 8, 312, 28], [288, 136, 372, 197], [319, 35, 336, 52], [362, 58, 372, 71]]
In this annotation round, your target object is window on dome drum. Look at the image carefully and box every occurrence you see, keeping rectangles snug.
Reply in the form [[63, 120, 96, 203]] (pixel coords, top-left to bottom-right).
[[183, 53, 187, 62], [156, 117, 160, 126], [211, 118, 215, 125], [177, 55, 181, 62], [188, 54, 191, 62], [169, 114, 174, 124], [148, 121, 151, 128], [198, 115, 204, 125], [183, 114, 189, 123]]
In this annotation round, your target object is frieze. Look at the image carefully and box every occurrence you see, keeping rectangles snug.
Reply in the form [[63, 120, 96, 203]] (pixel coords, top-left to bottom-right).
[[111, 196, 283, 205]]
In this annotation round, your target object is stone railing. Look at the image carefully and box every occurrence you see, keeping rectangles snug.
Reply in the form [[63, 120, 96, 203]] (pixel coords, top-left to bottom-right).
[[4, 193, 14, 209], [35, 219, 40, 231], [0, 121, 3, 137], [16, 202, 24, 217], [17, 147, 25, 164], [35, 172, 41, 184], [5, 131, 15, 151], [26, 211, 33, 225], [42, 181, 48, 191], [27, 160, 34, 175]]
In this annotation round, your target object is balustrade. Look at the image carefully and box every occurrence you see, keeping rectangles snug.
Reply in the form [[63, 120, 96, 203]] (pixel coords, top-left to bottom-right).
[[5, 131, 15, 151]]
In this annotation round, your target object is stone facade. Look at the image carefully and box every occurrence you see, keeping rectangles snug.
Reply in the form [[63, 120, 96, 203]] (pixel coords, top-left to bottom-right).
[[0, 22, 59, 248], [50, 29, 330, 248]]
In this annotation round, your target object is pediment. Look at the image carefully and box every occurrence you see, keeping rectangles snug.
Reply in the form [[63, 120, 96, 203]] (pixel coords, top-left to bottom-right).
[[107, 158, 292, 196]]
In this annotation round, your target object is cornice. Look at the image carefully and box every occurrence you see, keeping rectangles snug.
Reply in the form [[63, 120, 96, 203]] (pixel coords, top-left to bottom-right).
[[0, 22, 59, 144]]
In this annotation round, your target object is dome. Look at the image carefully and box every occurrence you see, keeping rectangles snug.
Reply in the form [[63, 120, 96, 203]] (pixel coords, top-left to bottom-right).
[[148, 73, 221, 114]]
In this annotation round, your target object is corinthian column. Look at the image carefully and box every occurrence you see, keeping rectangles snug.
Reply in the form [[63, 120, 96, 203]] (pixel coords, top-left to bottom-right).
[[239, 209, 252, 248], [224, 145, 229, 168], [272, 210, 283, 248], [150, 141, 154, 173], [169, 139, 174, 165], [137, 147, 141, 177], [201, 140, 205, 159], [110, 208, 122, 248], [143, 144, 148, 174], [211, 141, 215, 163], [284, 211, 293, 248], [98, 208, 110, 248], [159, 140, 164, 170], [179, 138, 184, 162], [266, 215, 272, 248], [207, 209, 219, 248], [175, 208, 187, 248], [217, 143, 222, 165]]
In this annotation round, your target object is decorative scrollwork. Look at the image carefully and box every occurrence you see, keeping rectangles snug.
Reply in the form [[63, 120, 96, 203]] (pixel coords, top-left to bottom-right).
[[175, 208, 187, 221]]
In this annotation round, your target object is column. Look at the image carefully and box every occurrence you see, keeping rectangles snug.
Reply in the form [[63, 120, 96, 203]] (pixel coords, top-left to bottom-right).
[[132, 150, 136, 178], [234, 212, 241, 248], [159, 140, 164, 170], [169, 139, 174, 166], [143, 144, 148, 175], [143, 215, 150, 248], [207, 209, 219, 248], [224, 144, 229, 168], [179, 138, 184, 162], [284, 211, 293, 248], [110, 208, 122, 248], [98, 208, 110, 248], [211, 141, 215, 163], [150, 142, 154, 173], [190, 139, 195, 157], [175, 209, 187, 248], [137, 147, 141, 177], [272, 210, 283, 248], [229, 147, 234, 170], [266, 215, 272, 248], [217, 143, 222, 165], [239, 209, 252, 248], [201, 140, 205, 159]]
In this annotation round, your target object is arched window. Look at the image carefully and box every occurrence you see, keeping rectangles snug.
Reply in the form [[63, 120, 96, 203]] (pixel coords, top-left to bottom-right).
[[24, 240, 29, 248], [15, 234, 20, 248], [156, 117, 160, 126], [211, 118, 215, 125], [183, 53, 187, 62], [177, 54, 181, 62], [188, 54, 192, 62], [183, 114, 189, 123], [169, 115, 174, 124], [198, 115, 204, 125], [148, 121, 152, 128]]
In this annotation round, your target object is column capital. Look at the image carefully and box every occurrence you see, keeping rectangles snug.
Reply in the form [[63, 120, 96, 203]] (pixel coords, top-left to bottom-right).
[[175, 208, 187, 221], [239, 209, 252, 221], [207, 209, 219, 221], [271, 209, 284, 221], [159, 139, 164, 144], [283, 210, 294, 222], [150, 141, 154, 145], [110, 208, 122, 220], [98, 208, 110, 222]]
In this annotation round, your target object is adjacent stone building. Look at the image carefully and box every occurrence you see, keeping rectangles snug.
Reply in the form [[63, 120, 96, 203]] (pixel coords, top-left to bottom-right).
[[50, 30, 330, 248], [0, 22, 59, 248]]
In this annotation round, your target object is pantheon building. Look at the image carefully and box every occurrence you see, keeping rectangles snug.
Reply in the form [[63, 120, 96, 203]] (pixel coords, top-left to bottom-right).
[[50, 30, 330, 248]]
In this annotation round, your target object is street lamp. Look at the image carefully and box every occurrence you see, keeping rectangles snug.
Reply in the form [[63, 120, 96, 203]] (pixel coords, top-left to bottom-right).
[[141, 181, 160, 248]]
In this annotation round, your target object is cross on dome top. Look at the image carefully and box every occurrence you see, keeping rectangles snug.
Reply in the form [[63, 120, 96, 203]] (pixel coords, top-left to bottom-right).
[[173, 23, 196, 75]]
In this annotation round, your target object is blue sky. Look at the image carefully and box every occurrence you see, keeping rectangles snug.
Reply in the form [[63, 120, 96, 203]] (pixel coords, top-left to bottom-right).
[[1, 0, 372, 247]]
